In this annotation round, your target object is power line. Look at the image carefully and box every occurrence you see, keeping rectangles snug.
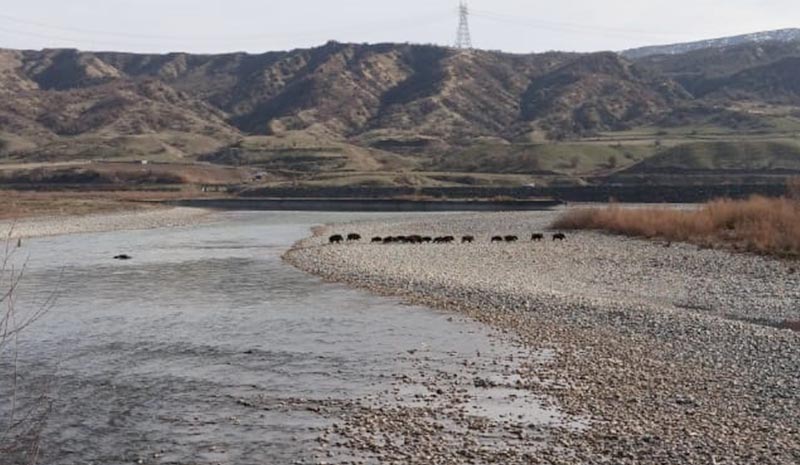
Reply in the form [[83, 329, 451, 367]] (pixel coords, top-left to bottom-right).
[[0, 13, 187, 40], [0, 11, 452, 45], [0, 25, 139, 48], [0, 6, 697, 53], [470, 8, 686, 41]]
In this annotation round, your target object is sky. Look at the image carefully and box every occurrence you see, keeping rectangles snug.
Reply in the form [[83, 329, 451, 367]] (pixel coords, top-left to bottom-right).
[[0, 0, 798, 54]]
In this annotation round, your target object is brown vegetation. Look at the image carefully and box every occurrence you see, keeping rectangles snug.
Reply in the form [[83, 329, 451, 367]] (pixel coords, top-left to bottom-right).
[[788, 176, 800, 200], [0, 189, 223, 220], [1, 236, 52, 463], [0, 162, 252, 186], [4, 40, 800, 167], [553, 195, 800, 257], [4, 43, 800, 191]]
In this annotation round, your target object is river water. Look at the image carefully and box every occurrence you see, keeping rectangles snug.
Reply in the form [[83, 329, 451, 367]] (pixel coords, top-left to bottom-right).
[[1, 211, 569, 465]]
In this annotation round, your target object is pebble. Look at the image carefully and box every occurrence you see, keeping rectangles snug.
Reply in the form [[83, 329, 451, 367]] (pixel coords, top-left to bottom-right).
[[283, 210, 800, 464]]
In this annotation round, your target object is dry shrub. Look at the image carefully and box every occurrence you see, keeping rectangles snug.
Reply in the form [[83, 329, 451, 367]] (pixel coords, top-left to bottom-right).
[[1, 232, 53, 464], [394, 193, 440, 202], [553, 196, 800, 257], [788, 177, 800, 201], [490, 195, 517, 202]]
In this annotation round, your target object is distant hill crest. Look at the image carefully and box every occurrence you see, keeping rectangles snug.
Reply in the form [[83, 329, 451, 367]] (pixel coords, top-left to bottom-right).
[[2, 35, 800, 162], [622, 28, 800, 59]]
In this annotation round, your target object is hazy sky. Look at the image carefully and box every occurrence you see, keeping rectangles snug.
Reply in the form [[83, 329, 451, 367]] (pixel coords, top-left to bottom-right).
[[0, 0, 798, 54]]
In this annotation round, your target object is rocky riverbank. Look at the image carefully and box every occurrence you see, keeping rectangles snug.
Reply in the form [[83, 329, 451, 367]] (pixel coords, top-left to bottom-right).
[[285, 211, 800, 464], [0, 207, 211, 240]]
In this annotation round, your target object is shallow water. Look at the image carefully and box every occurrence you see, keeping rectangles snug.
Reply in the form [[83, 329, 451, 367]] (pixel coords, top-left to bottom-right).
[[1, 211, 568, 464]]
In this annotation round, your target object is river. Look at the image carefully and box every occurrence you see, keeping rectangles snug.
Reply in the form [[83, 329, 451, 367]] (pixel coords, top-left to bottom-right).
[[1, 211, 570, 465]]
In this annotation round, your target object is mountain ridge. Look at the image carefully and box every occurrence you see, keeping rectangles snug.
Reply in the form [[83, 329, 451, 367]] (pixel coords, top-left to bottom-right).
[[1, 36, 800, 168], [622, 28, 800, 59]]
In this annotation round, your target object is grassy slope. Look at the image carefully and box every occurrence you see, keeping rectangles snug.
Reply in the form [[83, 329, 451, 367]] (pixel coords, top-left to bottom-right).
[[5, 119, 800, 189], [428, 143, 654, 176], [625, 140, 800, 172], [0, 132, 231, 164]]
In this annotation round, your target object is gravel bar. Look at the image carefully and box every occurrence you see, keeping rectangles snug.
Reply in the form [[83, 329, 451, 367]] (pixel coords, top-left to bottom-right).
[[0, 207, 211, 239], [285, 211, 800, 465]]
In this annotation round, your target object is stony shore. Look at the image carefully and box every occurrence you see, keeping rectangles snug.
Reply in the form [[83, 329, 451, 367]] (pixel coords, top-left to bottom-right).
[[285, 211, 800, 464], [0, 207, 211, 240]]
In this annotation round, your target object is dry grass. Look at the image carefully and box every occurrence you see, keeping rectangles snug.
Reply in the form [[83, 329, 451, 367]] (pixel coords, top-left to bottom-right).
[[0, 189, 225, 220], [0, 162, 253, 186], [788, 177, 800, 201], [553, 196, 800, 258]]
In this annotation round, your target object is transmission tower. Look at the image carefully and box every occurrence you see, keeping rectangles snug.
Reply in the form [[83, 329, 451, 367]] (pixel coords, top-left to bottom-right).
[[454, 1, 473, 50]]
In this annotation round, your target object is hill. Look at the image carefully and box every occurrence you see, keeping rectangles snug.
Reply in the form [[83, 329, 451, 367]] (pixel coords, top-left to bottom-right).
[[622, 28, 800, 59], [622, 141, 800, 173], [694, 57, 800, 104], [634, 41, 800, 98], [2, 39, 800, 191], [1, 42, 797, 150], [520, 52, 690, 137]]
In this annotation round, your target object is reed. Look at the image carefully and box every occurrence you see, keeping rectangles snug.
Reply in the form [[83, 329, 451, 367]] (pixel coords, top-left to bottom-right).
[[553, 196, 800, 257]]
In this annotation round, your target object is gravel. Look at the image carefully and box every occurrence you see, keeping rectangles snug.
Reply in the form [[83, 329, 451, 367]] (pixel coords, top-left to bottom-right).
[[285, 210, 800, 465], [0, 207, 211, 239]]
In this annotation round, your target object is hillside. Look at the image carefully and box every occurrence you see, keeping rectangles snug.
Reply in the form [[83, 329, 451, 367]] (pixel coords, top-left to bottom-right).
[[622, 141, 800, 173], [634, 41, 800, 98], [520, 52, 690, 137], [1, 39, 800, 191], [695, 57, 800, 103], [622, 28, 800, 59]]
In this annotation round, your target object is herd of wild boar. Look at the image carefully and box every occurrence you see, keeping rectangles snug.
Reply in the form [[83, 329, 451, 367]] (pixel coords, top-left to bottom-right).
[[328, 232, 566, 244]]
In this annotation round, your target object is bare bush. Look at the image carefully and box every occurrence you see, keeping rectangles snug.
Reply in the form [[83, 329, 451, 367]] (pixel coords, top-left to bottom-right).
[[553, 196, 800, 257], [0, 228, 54, 465], [788, 177, 800, 201]]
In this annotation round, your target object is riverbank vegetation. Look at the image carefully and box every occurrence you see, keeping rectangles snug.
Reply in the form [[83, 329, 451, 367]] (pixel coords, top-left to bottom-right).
[[0, 189, 223, 220], [553, 185, 800, 258], [1, 237, 54, 463]]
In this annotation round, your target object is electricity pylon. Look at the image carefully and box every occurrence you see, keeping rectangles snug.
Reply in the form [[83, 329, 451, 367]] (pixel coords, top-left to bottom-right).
[[455, 1, 473, 50]]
